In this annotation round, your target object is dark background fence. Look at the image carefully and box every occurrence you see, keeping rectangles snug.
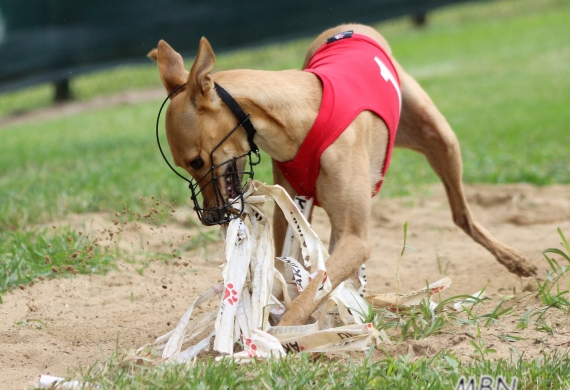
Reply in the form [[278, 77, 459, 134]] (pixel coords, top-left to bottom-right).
[[0, 0, 473, 95]]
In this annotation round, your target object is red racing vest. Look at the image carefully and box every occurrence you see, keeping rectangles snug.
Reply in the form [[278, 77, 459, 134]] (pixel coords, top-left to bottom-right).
[[276, 32, 401, 205]]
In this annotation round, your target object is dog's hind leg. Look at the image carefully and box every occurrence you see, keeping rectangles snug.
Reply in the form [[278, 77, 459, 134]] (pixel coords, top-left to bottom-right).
[[394, 69, 537, 277]]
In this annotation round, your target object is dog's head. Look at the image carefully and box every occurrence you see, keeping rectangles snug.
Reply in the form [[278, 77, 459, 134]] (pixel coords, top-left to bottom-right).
[[150, 38, 252, 225]]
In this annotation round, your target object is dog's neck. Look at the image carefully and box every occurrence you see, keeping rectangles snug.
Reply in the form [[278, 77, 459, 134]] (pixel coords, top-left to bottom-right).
[[213, 69, 322, 162]]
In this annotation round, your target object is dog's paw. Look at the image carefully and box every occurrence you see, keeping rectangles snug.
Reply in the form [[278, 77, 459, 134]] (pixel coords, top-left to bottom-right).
[[496, 248, 537, 277], [277, 271, 327, 326]]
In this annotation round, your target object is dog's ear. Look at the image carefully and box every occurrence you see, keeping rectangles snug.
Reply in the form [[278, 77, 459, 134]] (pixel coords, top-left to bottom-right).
[[147, 48, 158, 62], [187, 37, 217, 107], [156, 40, 188, 97]]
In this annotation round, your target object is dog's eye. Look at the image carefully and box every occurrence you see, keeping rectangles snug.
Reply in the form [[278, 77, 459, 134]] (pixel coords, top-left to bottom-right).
[[189, 157, 204, 170]]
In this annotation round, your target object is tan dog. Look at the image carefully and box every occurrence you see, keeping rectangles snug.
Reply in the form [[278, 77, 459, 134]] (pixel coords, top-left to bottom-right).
[[150, 24, 537, 326]]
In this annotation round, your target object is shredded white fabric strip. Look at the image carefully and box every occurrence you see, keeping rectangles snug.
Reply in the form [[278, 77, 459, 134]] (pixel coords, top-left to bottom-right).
[[136, 180, 451, 361], [142, 181, 369, 360], [34, 180, 457, 385]]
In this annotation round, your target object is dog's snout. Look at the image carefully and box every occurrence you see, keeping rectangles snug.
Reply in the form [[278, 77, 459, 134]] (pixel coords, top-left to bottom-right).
[[201, 205, 234, 226], [201, 211, 219, 226]]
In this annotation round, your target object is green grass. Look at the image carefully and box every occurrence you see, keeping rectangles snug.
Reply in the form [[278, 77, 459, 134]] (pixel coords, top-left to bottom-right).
[[55, 347, 570, 389], [386, 0, 570, 188], [0, 37, 311, 121], [0, 102, 181, 229], [0, 101, 275, 230], [0, 227, 116, 300], [397, 0, 570, 188]]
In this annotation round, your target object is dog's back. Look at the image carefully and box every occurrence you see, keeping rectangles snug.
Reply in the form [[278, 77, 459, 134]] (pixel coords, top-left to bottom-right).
[[303, 24, 393, 68], [277, 31, 401, 202]]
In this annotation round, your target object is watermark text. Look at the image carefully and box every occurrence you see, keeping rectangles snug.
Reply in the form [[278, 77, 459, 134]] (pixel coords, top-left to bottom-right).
[[455, 375, 518, 390]]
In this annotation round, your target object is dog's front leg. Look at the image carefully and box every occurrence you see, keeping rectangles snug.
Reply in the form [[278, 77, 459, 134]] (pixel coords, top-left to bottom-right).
[[278, 145, 373, 326], [277, 232, 371, 326]]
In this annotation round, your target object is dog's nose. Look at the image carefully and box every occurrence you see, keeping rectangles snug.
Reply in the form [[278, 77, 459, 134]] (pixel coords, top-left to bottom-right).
[[201, 209, 225, 226], [201, 213, 216, 225]]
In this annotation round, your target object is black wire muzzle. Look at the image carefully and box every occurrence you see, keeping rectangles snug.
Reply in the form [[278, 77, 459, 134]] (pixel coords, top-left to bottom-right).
[[155, 82, 261, 226]]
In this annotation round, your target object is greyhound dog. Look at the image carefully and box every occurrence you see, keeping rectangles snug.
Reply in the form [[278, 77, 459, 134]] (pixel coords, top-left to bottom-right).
[[149, 24, 537, 326]]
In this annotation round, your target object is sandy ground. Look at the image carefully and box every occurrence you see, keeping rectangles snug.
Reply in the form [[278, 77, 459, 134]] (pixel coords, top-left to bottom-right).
[[1, 183, 570, 389]]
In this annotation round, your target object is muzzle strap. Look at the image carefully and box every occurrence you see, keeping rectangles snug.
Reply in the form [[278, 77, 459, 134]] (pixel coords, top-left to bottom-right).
[[215, 83, 259, 154]]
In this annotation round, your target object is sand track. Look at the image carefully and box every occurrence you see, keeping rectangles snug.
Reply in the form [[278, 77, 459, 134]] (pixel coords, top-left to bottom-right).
[[1, 183, 569, 389]]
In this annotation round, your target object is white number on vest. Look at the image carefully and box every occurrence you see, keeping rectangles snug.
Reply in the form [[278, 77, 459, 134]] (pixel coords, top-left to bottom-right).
[[374, 56, 401, 111]]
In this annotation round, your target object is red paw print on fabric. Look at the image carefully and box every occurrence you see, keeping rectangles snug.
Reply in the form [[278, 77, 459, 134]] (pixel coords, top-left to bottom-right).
[[429, 285, 444, 296], [224, 283, 239, 305], [245, 338, 258, 357]]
